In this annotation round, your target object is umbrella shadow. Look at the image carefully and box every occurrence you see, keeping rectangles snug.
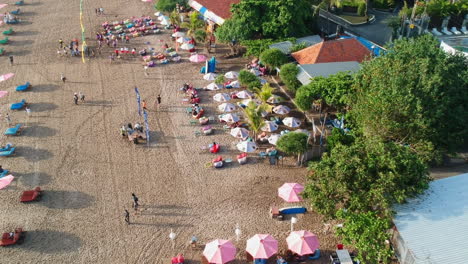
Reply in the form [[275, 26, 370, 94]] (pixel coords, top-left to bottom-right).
[[16, 146, 53, 162], [30, 102, 58, 112], [80, 100, 113, 107], [9, 39, 34, 47], [14, 30, 39, 37], [31, 84, 59, 93], [41, 190, 94, 209], [24, 126, 57, 138], [9, 50, 32, 56], [23, 230, 82, 253], [18, 171, 52, 186]]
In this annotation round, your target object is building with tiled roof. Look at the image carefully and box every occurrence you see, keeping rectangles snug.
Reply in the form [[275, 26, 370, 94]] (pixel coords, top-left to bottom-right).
[[291, 38, 372, 65], [188, 0, 240, 25]]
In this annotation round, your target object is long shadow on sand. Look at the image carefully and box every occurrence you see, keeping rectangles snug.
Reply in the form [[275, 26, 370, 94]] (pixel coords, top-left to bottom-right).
[[14, 31, 39, 37], [31, 102, 58, 112], [24, 125, 57, 138], [9, 39, 34, 47], [18, 171, 52, 186], [42, 190, 94, 209], [9, 50, 32, 57], [16, 146, 53, 162], [81, 100, 113, 107], [24, 230, 82, 254], [31, 84, 59, 93]]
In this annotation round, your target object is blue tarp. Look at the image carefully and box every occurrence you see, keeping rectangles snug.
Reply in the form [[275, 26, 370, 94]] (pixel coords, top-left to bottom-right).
[[340, 36, 384, 56]]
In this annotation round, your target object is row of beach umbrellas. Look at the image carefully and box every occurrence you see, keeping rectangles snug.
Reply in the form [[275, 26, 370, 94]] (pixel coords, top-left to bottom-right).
[[203, 229, 318, 263]]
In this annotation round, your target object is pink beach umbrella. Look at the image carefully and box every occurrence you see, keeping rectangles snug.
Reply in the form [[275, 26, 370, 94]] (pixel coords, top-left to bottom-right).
[[0, 4, 8, 10], [203, 239, 237, 264], [278, 183, 304, 202], [0, 73, 14, 82], [0, 91, 8, 98], [286, 230, 320, 256], [0, 175, 14, 190], [190, 54, 207, 63], [246, 234, 278, 259]]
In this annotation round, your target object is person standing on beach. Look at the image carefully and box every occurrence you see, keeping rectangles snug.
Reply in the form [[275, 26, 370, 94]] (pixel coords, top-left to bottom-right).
[[131, 193, 139, 212], [142, 100, 148, 111], [5, 113, 11, 126], [156, 95, 161, 110], [8, 55, 13, 66], [61, 73, 66, 83], [73, 93, 79, 105], [79, 92, 85, 102], [124, 209, 130, 224], [144, 66, 149, 76]]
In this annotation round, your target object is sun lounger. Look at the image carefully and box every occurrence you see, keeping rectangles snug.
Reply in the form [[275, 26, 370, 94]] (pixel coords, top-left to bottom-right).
[[15, 82, 31, 91], [279, 206, 307, 215], [0, 170, 9, 178], [2, 28, 13, 35], [10, 99, 26, 110], [0, 147, 15, 157], [0, 144, 13, 152], [0, 37, 9, 44], [15, 0, 24, 5], [4, 124, 22, 136], [10, 9, 20, 15]]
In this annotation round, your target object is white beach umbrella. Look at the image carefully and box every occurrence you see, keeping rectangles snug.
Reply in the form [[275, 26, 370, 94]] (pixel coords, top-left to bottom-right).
[[154, 12, 162, 16], [218, 103, 236, 112], [206, 82, 222, 91], [157, 15, 169, 21], [203, 73, 218, 81], [230, 127, 249, 139], [180, 43, 194, 50], [261, 121, 279, 132], [250, 68, 261, 76], [172, 32, 185, 37], [237, 141, 258, 152], [236, 90, 254, 99], [283, 117, 301, 128], [228, 80, 241, 88], [224, 71, 239, 79], [241, 99, 260, 106], [213, 93, 231, 102], [273, 105, 291, 115], [176, 37, 191, 43], [267, 95, 282, 104], [160, 18, 170, 25], [268, 134, 282, 145], [220, 113, 240, 123]]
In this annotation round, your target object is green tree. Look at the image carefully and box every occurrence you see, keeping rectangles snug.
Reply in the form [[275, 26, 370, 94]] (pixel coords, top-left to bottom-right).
[[243, 102, 267, 139], [295, 72, 354, 111], [336, 210, 393, 264], [357, 2, 366, 16], [238, 70, 262, 91], [276, 132, 309, 166], [279, 63, 302, 93], [169, 10, 181, 26], [155, 0, 186, 12], [254, 83, 274, 105], [352, 34, 468, 163], [326, 127, 355, 151], [181, 12, 204, 36], [290, 42, 307, 53], [214, 74, 225, 85], [215, 17, 252, 54], [304, 138, 430, 219], [259, 48, 288, 70]]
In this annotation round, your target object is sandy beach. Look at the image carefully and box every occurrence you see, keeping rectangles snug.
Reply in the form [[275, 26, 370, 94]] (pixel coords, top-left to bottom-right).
[[0, 0, 339, 263]]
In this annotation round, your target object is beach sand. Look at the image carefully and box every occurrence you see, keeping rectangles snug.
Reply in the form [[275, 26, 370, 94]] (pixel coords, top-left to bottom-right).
[[0, 0, 339, 263]]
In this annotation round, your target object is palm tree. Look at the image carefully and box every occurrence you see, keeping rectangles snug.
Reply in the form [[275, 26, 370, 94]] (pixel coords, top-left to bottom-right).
[[181, 12, 205, 36], [243, 101, 268, 139], [169, 10, 181, 26], [254, 83, 274, 105], [194, 29, 210, 52]]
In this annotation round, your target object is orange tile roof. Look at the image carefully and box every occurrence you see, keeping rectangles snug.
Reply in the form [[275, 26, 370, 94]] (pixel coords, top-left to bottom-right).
[[196, 0, 241, 19], [291, 38, 372, 64]]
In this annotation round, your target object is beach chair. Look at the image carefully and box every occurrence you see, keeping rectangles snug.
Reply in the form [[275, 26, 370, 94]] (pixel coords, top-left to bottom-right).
[[0, 147, 15, 157], [15, 82, 31, 91], [20, 187, 42, 202], [309, 249, 321, 260], [0, 144, 13, 152], [10, 9, 20, 15], [15, 0, 24, 6], [0, 170, 9, 178], [10, 99, 26, 110], [0, 37, 9, 45], [4, 124, 22, 136], [2, 28, 13, 35]]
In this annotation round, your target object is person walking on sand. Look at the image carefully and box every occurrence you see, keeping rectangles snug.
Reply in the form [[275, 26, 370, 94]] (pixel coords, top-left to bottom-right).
[[61, 73, 66, 83], [131, 193, 139, 212], [59, 38, 64, 49], [73, 93, 78, 105], [79, 92, 85, 102], [8, 55, 13, 66], [144, 66, 149, 76], [124, 209, 130, 224], [5, 113, 11, 126], [142, 100, 148, 111], [156, 94, 161, 110]]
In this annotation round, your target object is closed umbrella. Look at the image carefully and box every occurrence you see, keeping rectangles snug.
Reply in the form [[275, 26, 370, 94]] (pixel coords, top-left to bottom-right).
[[218, 103, 236, 112], [213, 93, 230, 102], [220, 113, 240, 123], [261, 121, 278, 132], [283, 117, 301, 128], [236, 90, 253, 99], [204, 73, 218, 81], [246, 234, 278, 259], [0, 175, 14, 190], [273, 105, 290, 115], [278, 183, 304, 202], [267, 95, 282, 104], [189, 54, 207, 63], [203, 239, 237, 264], [0, 73, 14, 82], [224, 71, 239, 79], [237, 141, 257, 152], [0, 91, 8, 98], [286, 230, 320, 256], [267, 134, 281, 145], [180, 43, 194, 50], [230, 127, 249, 139], [206, 83, 222, 91], [172, 32, 185, 37]]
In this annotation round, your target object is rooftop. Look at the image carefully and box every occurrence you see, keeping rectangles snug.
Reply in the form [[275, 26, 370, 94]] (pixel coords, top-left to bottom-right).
[[291, 38, 372, 65], [393, 173, 468, 263], [194, 0, 241, 20], [296, 62, 361, 85]]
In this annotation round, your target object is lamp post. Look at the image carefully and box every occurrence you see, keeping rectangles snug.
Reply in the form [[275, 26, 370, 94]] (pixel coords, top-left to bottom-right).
[[291, 217, 298, 232], [169, 229, 177, 249], [234, 224, 241, 242]]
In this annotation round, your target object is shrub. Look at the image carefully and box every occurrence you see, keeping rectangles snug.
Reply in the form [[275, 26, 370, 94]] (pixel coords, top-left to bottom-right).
[[259, 48, 289, 69], [239, 70, 262, 91], [279, 63, 302, 93], [155, 0, 187, 12], [357, 2, 366, 16], [290, 43, 308, 53]]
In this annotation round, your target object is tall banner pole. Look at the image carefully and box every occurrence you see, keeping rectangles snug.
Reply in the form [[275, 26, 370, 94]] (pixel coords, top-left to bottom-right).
[[135, 87, 142, 116], [79, 0, 87, 63], [143, 111, 150, 146]]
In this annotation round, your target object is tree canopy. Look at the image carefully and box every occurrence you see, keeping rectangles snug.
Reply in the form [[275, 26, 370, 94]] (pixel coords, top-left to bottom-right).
[[155, 0, 186, 12], [259, 48, 288, 69], [238, 70, 262, 91], [215, 17, 253, 53], [279, 63, 302, 93], [277, 132, 309, 165], [351, 34, 468, 163]]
